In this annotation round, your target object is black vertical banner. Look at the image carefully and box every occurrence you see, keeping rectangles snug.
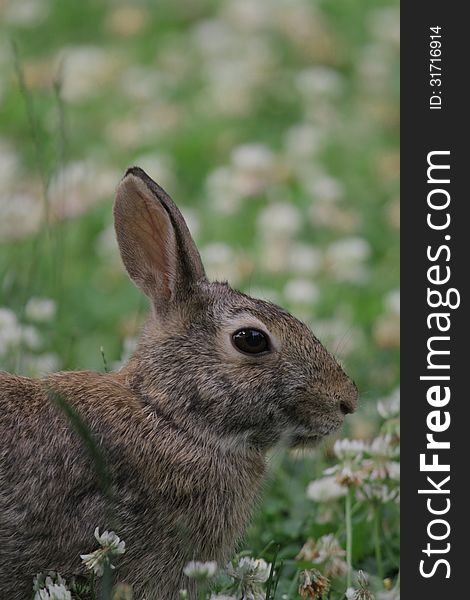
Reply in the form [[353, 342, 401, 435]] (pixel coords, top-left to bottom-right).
[[401, 3, 468, 598]]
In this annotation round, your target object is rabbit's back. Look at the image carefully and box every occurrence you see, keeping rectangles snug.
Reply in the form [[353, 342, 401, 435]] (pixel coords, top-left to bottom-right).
[[0, 371, 121, 596], [0, 371, 265, 599]]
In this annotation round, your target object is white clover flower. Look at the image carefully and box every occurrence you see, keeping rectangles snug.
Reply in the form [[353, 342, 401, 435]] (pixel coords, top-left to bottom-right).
[[231, 144, 274, 175], [259, 238, 291, 274], [118, 65, 164, 103], [0, 308, 41, 357], [20, 324, 41, 350], [200, 243, 234, 268], [298, 568, 330, 599], [325, 237, 371, 284], [368, 7, 400, 46], [228, 144, 277, 196], [369, 434, 399, 459], [0, 141, 19, 186], [284, 123, 323, 159], [288, 243, 323, 275], [33, 572, 66, 590], [297, 534, 348, 578], [377, 389, 400, 420], [362, 458, 401, 483], [373, 314, 399, 351], [384, 290, 400, 315], [257, 202, 302, 238], [48, 161, 120, 220], [105, 108, 178, 148], [241, 591, 265, 600], [226, 556, 271, 599], [25, 297, 57, 323], [325, 462, 366, 488], [191, 18, 233, 57], [236, 557, 270, 583], [357, 483, 400, 505], [333, 439, 368, 460], [205, 166, 242, 214], [130, 152, 175, 191], [0, 191, 43, 240], [200, 243, 240, 283], [94, 527, 126, 553], [4, 0, 50, 27], [350, 570, 375, 600], [183, 560, 218, 579], [309, 201, 358, 235], [210, 595, 237, 600], [58, 46, 121, 102], [296, 67, 344, 99], [377, 588, 400, 600], [25, 352, 60, 376], [310, 175, 344, 203], [35, 583, 71, 600], [106, 5, 147, 38], [33, 572, 71, 600], [387, 461, 400, 480], [196, 32, 274, 117], [325, 439, 369, 487], [272, 1, 326, 46], [206, 144, 276, 214], [80, 551, 108, 576], [222, 0, 268, 32], [284, 278, 319, 306], [360, 434, 400, 482], [357, 44, 391, 93], [203, 63, 257, 117], [307, 476, 347, 502], [328, 237, 371, 262], [80, 527, 125, 577], [0, 307, 17, 330], [318, 534, 342, 562]]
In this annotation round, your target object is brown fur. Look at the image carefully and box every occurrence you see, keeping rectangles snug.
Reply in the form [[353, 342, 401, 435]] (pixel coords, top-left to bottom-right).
[[0, 167, 357, 598]]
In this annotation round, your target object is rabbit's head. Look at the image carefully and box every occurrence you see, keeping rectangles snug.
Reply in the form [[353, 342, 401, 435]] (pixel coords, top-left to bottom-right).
[[114, 168, 357, 450]]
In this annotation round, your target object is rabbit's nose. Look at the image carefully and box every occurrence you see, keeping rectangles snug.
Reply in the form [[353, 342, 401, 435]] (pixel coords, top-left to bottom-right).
[[340, 399, 355, 415], [339, 382, 358, 415]]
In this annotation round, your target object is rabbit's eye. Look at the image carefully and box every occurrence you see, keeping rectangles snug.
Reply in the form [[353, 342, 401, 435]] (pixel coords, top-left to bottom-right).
[[232, 329, 269, 355]]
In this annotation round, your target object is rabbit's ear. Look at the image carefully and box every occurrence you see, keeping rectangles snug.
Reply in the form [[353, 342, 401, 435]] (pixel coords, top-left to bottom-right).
[[114, 167, 206, 312]]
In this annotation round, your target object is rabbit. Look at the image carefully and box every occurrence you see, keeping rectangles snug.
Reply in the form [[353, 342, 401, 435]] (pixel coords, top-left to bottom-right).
[[0, 167, 358, 599]]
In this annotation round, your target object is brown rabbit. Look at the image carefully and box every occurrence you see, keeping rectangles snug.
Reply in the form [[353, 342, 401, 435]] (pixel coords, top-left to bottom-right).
[[0, 167, 357, 599]]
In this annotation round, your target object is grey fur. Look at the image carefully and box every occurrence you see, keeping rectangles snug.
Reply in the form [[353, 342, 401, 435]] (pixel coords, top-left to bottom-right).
[[0, 167, 357, 598]]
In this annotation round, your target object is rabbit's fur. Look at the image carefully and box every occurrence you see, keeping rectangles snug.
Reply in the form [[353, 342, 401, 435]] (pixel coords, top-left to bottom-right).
[[0, 167, 357, 599]]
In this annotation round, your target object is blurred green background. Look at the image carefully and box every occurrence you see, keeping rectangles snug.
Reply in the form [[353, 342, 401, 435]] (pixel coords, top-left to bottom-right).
[[0, 0, 399, 593]]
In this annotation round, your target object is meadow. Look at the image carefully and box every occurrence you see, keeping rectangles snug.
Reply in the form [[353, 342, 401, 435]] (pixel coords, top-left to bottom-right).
[[0, 0, 399, 598]]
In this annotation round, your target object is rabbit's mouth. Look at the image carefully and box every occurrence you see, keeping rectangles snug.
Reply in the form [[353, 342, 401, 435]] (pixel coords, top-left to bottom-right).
[[287, 418, 343, 448], [288, 433, 324, 449], [288, 432, 325, 449]]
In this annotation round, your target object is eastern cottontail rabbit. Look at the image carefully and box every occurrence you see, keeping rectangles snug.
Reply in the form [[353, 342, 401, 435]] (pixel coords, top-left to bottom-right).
[[0, 167, 357, 599]]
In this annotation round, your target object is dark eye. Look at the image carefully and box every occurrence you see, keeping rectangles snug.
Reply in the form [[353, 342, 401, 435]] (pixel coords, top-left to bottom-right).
[[232, 329, 269, 355]]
